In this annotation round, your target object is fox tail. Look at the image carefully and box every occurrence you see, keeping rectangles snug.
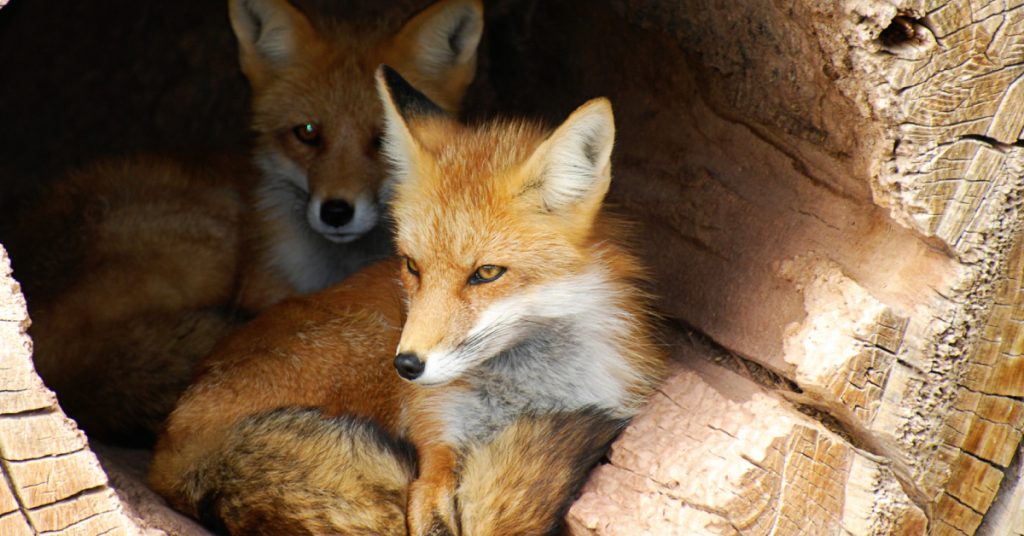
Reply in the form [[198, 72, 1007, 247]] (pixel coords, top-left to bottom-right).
[[185, 408, 416, 536], [178, 407, 625, 536]]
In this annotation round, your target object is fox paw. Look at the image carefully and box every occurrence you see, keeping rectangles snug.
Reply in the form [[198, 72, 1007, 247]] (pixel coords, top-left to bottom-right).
[[408, 478, 458, 536]]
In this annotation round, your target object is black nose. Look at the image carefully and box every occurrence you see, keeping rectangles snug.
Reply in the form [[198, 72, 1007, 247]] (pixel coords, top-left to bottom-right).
[[320, 199, 355, 227], [394, 352, 425, 380]]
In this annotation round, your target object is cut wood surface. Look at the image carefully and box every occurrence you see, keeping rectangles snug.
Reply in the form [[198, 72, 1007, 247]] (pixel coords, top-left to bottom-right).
[[0, 247, 146, 535], [2, 0, 1024, 534], [568, 349, 928, 535]]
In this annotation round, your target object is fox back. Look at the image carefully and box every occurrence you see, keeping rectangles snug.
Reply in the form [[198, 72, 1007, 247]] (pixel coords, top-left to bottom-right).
[[232, 0, 484, 295], [3, 155, 250, 444]]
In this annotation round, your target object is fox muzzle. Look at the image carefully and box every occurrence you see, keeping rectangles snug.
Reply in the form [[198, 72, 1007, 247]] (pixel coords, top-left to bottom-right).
[[394, 352, 425, 380]]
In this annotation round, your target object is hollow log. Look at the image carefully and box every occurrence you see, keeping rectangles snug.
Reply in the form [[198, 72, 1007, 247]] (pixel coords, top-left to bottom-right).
[[1, 0, 1024, 534], [544, 0, 1024, 533]]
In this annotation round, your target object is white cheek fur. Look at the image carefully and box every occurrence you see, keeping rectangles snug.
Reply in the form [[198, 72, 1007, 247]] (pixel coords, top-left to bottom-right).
[[408, 266, 647, 446]]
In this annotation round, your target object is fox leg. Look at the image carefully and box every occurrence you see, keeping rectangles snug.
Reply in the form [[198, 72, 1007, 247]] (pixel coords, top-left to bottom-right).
[[407, 443, 460, 536]]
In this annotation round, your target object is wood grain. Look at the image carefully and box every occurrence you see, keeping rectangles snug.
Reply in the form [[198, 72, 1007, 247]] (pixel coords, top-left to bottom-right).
[[0, 248, 142, 534]]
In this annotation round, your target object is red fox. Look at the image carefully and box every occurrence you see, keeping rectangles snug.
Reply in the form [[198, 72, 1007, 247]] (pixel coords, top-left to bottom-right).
[[149, 66, 666, 535], [2, 0, 484, 444], [234, 0, 485, 301]]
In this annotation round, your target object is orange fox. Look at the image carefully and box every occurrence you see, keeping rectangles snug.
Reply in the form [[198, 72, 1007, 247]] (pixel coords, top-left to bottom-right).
[[149, 66, 666, 535], [3, 0, 484, 444], [233, 0, 485, 302]]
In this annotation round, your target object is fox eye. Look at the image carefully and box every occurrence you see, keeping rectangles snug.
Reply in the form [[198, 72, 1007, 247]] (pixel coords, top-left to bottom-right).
[[370, 133, 383, 152], [405, 257, 420, 277], [292, 122, 322, 146], [469, 265, 506, 285]]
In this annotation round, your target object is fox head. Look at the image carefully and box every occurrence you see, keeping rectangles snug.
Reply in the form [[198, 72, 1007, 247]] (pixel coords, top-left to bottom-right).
[[375, 66, 618, 386], [229, 0, 483, 243]]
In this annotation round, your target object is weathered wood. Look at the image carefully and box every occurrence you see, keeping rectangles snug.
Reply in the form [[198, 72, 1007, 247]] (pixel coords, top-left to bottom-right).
[[1, 0, 1024, 534], [0, 476, 19, 517], [568, 350, 928, 535], [0, 413, 89, 461], [478, 0, 1024, 533], [0, 511, 32, 536], [981, 453, 1024, 535], [0, 247, 143, 535], [27, 489, 122, 533]]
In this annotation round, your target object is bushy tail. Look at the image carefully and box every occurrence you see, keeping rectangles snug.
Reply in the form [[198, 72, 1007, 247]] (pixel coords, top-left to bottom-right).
[[457, 409, 627, 536], [183, 408, 416, 536], [34, 307, 242, 446], [172, 407, 623, 535]]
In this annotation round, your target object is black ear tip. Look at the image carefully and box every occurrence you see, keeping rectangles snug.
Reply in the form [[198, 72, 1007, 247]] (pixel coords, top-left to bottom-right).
[[377, 64, 447, 119], [379, 64, 403, 91]]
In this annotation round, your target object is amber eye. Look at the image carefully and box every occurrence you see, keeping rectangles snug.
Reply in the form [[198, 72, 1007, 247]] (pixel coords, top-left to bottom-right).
[[469, 265, 506, 285], [292, 122, 322, 146], [405, 257, 420, 277]]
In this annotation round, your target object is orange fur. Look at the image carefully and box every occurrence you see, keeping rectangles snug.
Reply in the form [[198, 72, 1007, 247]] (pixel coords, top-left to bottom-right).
[[4, 155, 251, 444], [3, 0, 483, 445], [233, 0, 485, 301], [151, 67, 666, 535], [380, 71, 665, 535]]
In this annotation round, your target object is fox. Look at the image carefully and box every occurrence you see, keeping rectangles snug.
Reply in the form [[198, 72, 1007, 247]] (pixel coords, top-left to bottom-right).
[[149, 66, 667, 535], [2, 0, 484, 445], [233, 0, 486, 306]]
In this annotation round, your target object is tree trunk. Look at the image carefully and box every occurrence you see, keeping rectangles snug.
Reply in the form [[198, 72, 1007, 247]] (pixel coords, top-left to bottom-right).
[[540, 1, 1024, 534], [1, 0, 1023, 534]]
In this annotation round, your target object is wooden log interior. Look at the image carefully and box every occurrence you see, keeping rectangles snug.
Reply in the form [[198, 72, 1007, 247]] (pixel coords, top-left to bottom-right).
[[2, 0, 1024, 534]]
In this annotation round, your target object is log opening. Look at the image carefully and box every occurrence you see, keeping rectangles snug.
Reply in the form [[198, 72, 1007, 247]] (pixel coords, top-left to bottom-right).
[[1, 0, 1023, 534]]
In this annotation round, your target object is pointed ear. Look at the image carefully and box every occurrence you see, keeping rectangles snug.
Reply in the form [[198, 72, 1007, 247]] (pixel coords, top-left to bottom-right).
[[387, 0, 484, 113], [375, 65, 449, 185], [229, 0, 322, 89], [523, 98, 617, 215]]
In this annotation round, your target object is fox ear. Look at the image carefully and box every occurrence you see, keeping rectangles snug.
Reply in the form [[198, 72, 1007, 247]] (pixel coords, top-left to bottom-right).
[[387, 0, 484, 113], [229, 0, 322, 88], [524, 98, 616, 214], [375, 65, 448, 184]]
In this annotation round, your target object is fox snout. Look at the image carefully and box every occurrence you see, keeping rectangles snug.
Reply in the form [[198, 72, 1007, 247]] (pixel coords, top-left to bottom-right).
[[319, 199, 355, 227], [394, 352, 425, 380], [305, 193, 379, 244]]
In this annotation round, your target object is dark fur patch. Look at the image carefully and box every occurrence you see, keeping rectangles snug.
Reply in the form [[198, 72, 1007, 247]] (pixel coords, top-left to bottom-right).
[[447, 12, 473, 59], [190, 408, 415, 535], [196, 490, 230, 536], [457, 407, 628, 536], [426, 513, 457, 536], [381, 65, 447, 120], [581, 137, 600, 167], [543, 408, 628, 536]]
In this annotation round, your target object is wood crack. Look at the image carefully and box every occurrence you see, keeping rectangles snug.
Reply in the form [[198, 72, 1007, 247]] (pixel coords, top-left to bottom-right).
[[608, 459, 741, 532], [29, 484, 114, 523], [0, 450, 35, 533], [0, 407, 57, 419], [4, 448, 89, 465], [976, 436, 1024, 533], [698, 93, 859, 203], [666, 318, 800, 393], [960, 133, 1024, 153]]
